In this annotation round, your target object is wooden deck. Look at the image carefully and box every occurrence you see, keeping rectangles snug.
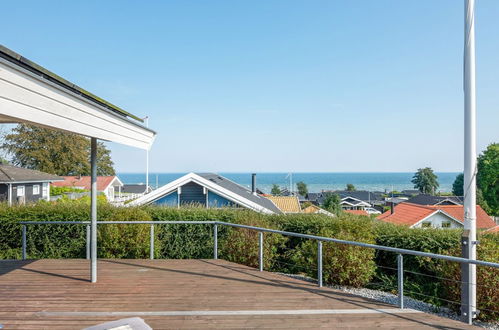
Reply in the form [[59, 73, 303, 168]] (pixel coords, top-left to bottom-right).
[[0, 259, 474, 329]]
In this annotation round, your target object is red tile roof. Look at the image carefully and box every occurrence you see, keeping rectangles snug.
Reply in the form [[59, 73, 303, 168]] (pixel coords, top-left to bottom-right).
[[434, 204, 496, 229], [484, 225, 499, 234], [345, 210, 369, 216], [52, 176, 119, 192], [377, 203, 436, 226], [377, 202, 495, 229]]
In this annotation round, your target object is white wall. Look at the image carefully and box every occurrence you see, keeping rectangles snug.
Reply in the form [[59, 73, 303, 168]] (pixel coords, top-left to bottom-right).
[[412, 212, 462, 229]]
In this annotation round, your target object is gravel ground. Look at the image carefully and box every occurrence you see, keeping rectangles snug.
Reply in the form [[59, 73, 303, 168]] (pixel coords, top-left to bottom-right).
[[279, 273, 499, 329]]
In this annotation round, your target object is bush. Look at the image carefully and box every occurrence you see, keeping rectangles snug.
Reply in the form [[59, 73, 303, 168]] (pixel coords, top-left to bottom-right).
[[220, 212, 286, 269], [50, 186, 87, 196], [374, 223, 462, 306], [98, 207, 152, 258], [438, 233, 499, 321], [287, 214, 376, 287]]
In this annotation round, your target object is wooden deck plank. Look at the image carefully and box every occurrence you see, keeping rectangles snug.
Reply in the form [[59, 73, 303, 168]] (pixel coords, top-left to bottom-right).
[[0, 259, 475, 329]]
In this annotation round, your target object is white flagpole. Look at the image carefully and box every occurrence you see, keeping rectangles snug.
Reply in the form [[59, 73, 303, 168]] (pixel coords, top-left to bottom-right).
[[463, 0, 477, 322], [144, 116, 150, 190]]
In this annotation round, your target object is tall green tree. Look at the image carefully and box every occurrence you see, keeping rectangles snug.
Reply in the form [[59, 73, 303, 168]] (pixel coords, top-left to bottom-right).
[[411, 167, 439, 194], [1, 124, 115, 176], [452, 173, 464, 196], [346, 183, 356, 191], [477, 143, 498, 215], [322, 193, 342, 215], [271, 184, 282, 196], [296, 181, 308, 196]]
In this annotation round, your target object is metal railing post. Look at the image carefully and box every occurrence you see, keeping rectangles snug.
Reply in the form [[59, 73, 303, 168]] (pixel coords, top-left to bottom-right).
[[318, 240, 323, 287], [259, 232, 263, 271], [397, 254, 404, 309], [150, 224, 155, 260], [86, 225, 90, 260], [213, 224, 218, 260], [22, 225, 26, 260]]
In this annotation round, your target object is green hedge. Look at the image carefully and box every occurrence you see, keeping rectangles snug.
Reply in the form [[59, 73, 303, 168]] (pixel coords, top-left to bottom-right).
[[0, 202, 497, 321]]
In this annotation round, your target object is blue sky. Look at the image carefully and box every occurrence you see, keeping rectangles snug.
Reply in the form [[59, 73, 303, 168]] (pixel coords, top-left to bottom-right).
[[2, 0, 498, 172]]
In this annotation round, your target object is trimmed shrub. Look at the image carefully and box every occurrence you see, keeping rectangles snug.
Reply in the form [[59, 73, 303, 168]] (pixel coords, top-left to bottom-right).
[[287, 214, 376, 287], [98, 207, 152, 258], [220, 212, 286, 269], [437, 233, 499, 321], [373, 223, 462, 305]]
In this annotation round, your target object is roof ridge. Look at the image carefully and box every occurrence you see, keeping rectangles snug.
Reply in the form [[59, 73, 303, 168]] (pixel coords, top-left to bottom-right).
[[402, 202, 439, 211]]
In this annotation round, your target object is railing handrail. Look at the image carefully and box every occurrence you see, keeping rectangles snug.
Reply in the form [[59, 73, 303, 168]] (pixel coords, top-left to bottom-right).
[[18, 220, 499, 269]]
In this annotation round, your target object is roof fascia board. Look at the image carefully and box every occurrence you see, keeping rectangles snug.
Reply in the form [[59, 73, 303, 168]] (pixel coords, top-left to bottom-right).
[[189, 174, 276, 214], [130, 173, 277, 214], [0, 58, 155, 150], [0, 179, 63, 184], [105, 176, 124, 190]]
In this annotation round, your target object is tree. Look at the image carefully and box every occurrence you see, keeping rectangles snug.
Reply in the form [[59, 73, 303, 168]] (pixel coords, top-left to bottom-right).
[[1, 124, 115, 176], [477, 143, 498, 215], [411, 167, 439, 194], [452, 173, 464, 196], [271, 184, 282, 196], [346, 183, 356, 191], [322, 193, 342, 215], [296, 181, 308, 196]]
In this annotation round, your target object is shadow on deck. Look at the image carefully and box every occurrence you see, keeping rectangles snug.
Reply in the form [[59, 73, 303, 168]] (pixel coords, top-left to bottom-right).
[[0, 259, 475, 329]]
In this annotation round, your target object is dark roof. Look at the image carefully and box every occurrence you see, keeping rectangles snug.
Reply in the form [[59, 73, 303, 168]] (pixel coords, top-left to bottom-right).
[[406, 194, 463, 206], [336, 190, 384, 202], [306, 191, 383, 205], [0, 44, 143, 122], [122, 184, 150, 194], [0, 164, 63, 183], [306, 193, 321, 202], [197, 173, 282, 214]]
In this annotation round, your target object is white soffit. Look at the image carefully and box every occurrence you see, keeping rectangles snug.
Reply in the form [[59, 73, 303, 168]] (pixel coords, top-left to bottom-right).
[[0, 49, 155, 150]]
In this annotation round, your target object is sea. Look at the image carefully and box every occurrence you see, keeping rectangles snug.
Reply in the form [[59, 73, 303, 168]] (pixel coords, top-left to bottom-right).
[[118, 172, 460, 194]]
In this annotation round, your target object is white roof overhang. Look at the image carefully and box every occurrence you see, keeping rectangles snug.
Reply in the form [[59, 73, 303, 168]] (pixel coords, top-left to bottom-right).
[[0, 46, 155, 150]]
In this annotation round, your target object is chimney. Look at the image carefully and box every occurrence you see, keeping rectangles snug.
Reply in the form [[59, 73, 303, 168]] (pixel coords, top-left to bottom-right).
[[251, 173, 257, 195], [390, 203, 394, 214]]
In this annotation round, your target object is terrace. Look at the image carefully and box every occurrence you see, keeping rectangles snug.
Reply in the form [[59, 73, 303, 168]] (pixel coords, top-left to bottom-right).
[[0, 259, 475, 329]]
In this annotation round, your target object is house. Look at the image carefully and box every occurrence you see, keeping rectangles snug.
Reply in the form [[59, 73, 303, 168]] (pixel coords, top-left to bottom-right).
[[128, 173, 282, 214], [377, 202, 496, 229], [406, 194, 463, 206], [0, 164, 63, 205], [266, 196, 302, 214], [52, 176, 124, 201], [305, 190, 384, 214], [301, 204, 335, 217]]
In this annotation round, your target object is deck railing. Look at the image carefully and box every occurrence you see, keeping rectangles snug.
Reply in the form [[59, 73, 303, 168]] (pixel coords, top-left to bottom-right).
[[19, 220, 499, 324]]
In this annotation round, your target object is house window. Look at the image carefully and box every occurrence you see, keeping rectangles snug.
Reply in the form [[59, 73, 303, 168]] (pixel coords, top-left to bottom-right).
[[441, 221, 451, 228], [421, 222, 432, 228], [33, 185, 40, 195], [17, 186, 25, 197], [42, 183, 49, 198]]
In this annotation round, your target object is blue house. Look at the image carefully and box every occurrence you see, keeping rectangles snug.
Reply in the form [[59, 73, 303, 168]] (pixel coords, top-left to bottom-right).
[[128, 173, 282, 214]]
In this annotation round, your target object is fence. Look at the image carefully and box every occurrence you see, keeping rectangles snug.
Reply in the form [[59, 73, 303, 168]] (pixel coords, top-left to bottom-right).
[[19, 220, 499, 325]]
